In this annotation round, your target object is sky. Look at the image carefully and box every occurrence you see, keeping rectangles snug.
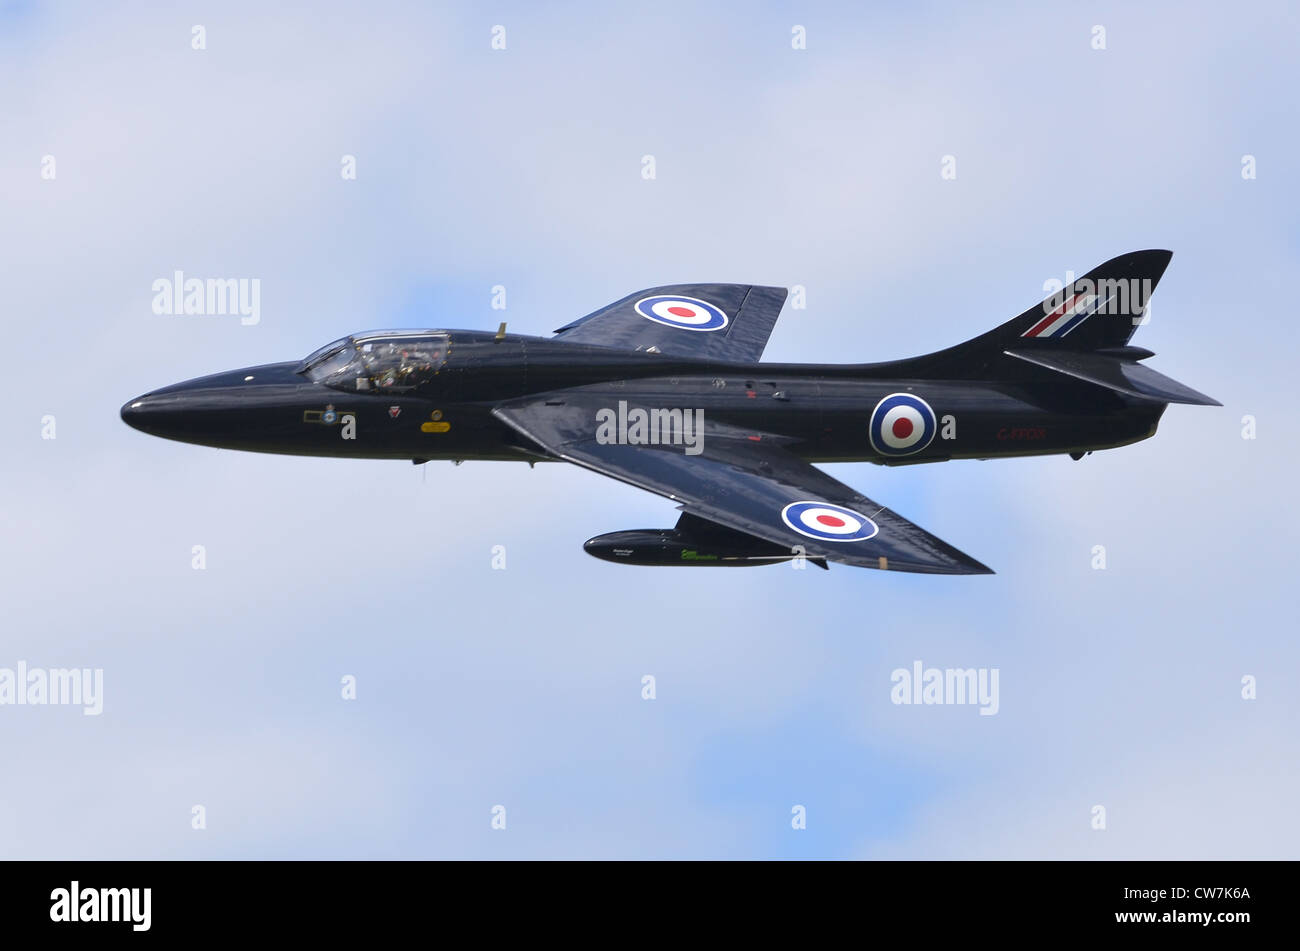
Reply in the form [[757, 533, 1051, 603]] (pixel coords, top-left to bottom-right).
[[0, 0, 1297, 858]]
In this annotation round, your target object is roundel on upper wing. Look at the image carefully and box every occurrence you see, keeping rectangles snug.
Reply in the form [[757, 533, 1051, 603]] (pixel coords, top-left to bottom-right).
[[633, 295, 729, 332], [781, 501, 879, 542], [869, 393, 937, 456]]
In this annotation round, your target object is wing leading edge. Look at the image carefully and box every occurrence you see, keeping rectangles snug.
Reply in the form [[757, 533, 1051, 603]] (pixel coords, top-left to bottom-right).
[[493, 394, 992, 574]]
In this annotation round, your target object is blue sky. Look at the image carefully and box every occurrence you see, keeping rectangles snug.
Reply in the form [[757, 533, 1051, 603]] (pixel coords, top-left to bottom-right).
[[1, 0, 1297, 858]]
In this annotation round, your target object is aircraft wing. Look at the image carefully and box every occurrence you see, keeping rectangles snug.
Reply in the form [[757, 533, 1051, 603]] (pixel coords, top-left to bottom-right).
[[493, 395, 993, 574], [552, 284, 787, 362]]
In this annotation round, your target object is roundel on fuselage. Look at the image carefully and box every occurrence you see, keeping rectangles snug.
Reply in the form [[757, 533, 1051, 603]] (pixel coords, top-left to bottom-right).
[[869, 393, 937, 456]]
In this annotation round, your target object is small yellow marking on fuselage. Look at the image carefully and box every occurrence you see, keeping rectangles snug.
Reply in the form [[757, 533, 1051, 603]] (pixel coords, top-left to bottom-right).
[[421, 421, 451, 433]]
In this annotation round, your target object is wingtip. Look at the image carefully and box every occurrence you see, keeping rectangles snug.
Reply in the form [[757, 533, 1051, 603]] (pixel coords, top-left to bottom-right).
[[905, 556, 996, 575], [952, 548, 996, 575]]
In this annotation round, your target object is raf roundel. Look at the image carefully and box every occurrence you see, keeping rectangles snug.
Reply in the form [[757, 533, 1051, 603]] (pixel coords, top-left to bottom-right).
[[633, 295, 729, 332], [869, 393, 937, 457], [781, 501, 879, 543]]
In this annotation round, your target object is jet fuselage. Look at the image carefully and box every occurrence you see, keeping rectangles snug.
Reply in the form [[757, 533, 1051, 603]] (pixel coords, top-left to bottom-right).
[[120, 329, 1162, 465]]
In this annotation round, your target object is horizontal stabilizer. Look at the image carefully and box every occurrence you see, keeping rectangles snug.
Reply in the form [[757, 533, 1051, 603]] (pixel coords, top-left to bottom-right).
[[1003, 348, 1221, 405]]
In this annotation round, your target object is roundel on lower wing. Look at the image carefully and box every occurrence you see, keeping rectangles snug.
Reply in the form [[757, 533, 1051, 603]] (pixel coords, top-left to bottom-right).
[[868, 393, 937, 456], [633, 295, 729, 332], [781, 501, 879, 542]]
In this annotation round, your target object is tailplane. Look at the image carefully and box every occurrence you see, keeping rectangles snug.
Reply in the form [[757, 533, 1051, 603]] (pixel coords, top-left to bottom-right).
[[1002, 348, 1220, 405]]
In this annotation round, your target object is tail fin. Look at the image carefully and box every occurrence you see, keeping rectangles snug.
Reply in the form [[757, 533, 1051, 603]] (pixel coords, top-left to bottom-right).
[[1011, 249, 1170, 348], [880, 250, 1218, 405], [890, 250, 1177, 376]]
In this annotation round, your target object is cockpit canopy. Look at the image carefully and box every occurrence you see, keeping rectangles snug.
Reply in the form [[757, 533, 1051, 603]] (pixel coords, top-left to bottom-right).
[[299, 331, 450, 393]]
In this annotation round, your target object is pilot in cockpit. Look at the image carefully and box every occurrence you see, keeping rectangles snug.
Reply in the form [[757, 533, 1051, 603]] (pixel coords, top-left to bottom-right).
[[300, 332, 448, 393]]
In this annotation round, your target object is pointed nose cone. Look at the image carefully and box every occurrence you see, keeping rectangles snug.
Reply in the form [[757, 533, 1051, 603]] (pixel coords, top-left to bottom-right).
[[120, 393, 187, 437], [120, 396, 150, 432], [119, 383, 231, 440], [120, 362, 306, 443]]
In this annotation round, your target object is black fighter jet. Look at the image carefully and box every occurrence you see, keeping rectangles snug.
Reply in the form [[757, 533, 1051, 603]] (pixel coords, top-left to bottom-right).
[[122, 250, 1217, 574]]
